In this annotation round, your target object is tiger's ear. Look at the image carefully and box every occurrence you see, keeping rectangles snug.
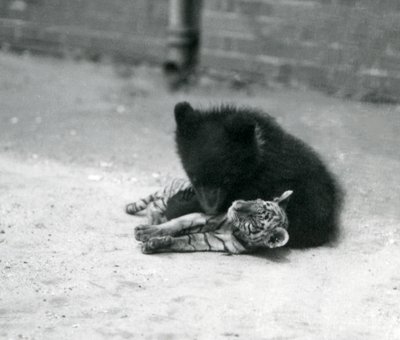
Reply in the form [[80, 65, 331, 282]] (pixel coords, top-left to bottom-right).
[[265, 227, 289, 248], [273, 190, 293, 210]]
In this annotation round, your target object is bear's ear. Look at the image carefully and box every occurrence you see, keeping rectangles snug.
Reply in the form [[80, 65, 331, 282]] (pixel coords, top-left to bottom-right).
[[273, 190, 293, 210], [174, 102, 197, 127], [225, 115, 256, 142], [174, 102, 199, 137]]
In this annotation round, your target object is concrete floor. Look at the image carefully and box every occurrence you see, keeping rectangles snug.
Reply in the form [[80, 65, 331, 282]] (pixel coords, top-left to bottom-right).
[[0, 52, 399, 340]]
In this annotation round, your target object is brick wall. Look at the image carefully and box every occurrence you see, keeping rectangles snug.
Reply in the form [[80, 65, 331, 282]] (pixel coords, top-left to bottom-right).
[[0, 0, 169, 62], [1, 0, 400, 99], [201, 0, 400, 99]]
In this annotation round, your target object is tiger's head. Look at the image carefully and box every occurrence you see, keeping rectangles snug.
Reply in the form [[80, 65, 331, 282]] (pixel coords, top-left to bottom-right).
[[227, 191, 293, 249]]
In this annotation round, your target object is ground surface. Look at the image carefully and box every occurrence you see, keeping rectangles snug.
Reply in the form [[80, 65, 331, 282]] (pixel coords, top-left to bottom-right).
[[0, 52, 399, 340]]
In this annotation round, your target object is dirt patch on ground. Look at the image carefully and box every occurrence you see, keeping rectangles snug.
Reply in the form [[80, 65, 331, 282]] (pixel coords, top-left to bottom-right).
[[0, 52, 399, 339]]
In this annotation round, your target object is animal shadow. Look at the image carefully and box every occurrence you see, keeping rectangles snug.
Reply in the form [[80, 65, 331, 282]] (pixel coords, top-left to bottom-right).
[[250, 247, 292, 263]]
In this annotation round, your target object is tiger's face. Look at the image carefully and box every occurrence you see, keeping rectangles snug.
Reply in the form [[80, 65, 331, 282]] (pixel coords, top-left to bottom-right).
[[227, 191, 293, 249]]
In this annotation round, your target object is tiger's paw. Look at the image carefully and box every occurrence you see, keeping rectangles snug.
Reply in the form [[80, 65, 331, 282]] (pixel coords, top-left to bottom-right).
[[142, 236, 173, 254], [134, 224, 162, 242]]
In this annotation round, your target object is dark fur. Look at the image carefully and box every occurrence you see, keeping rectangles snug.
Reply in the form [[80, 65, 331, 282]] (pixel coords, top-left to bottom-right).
[[166, 102, 343, 248]]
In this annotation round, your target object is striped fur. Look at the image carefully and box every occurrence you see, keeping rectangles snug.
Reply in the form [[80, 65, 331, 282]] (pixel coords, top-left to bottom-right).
[[126, 178, 193, 224], [133, 183, 293, 254]]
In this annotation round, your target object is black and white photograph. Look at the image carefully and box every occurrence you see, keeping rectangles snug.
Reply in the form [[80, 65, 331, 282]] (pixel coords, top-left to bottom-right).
[[0, 0, 399, 339]]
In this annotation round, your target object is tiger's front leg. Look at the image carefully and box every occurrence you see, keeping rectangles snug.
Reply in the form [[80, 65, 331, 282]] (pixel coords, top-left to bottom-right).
[[142, 232, 246, 254], [135, 213, 211, 242]]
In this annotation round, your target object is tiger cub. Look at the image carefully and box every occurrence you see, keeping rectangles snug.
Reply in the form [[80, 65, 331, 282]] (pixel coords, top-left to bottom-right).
[[128, 179, 293, 254]]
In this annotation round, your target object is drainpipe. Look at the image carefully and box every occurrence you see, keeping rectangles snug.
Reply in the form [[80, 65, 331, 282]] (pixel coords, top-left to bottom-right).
[[164, 0, 201, 89]]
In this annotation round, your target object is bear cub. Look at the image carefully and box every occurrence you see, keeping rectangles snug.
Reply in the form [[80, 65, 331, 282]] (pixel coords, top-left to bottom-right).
[[166, 102, 343, 248]]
